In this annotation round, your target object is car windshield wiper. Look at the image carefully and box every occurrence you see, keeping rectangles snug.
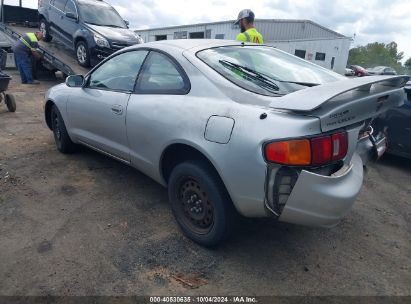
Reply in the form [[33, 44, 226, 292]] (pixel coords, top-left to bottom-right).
[[276, 80, 320, 87], [85, 22, 103, 26], [219, 60, 319, 89], [219, 60, 281, 94], [105, 24, 124, 28]]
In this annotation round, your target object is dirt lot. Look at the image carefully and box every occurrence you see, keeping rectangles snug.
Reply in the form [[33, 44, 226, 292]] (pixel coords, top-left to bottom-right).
[[0, 70, 410, 296]]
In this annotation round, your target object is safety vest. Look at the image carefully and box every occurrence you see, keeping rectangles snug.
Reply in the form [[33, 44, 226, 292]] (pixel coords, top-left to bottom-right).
[[19, 33, 38, 52], [236, 28, 264, 44]]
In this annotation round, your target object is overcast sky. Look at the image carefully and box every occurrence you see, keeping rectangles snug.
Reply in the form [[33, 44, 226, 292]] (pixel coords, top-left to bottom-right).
[[6, 0, 411, 61]]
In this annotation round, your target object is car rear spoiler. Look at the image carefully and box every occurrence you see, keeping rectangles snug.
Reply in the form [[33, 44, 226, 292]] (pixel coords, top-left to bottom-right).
[[270, 75, 410, 112]]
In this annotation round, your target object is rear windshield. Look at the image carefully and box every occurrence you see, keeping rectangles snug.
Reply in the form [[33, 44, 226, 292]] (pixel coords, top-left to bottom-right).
[[79, 1, 126, 28], [197, 46, 344, 96]]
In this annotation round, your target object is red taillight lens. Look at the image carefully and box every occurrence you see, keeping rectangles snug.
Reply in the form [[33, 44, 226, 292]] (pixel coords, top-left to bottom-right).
[[331, 132, 348, 161], [311, 136, 332, 165], [265, 139, 311, 166], [265, 131, 348, 166]]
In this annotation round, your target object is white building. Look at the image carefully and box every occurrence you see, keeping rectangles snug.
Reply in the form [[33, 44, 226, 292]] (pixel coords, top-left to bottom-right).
[[135, 19, 352, 74]]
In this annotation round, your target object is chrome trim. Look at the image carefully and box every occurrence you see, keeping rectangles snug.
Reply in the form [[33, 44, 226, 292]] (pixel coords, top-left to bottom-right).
[[78, 140, 130, 164]]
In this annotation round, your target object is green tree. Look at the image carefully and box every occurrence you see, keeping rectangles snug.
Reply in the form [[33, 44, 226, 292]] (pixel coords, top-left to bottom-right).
[[405, 57, 411, 69], [348, 41, 404, 72]]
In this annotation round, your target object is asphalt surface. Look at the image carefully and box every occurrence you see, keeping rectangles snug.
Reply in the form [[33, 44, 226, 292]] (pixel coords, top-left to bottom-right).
[[0, 70, 410, 296]]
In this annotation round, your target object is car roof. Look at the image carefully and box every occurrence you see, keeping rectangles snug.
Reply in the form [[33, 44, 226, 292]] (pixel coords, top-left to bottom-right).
[[77, 0, 111, 6], [129, 39, 261, 52]]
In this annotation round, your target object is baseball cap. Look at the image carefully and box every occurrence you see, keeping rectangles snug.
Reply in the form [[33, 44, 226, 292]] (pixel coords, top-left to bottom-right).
[[234, 9, 255, 25]]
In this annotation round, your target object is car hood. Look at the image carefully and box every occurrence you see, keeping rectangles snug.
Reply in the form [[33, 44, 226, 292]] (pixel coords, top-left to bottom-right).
[[86, 24, 140, 43]]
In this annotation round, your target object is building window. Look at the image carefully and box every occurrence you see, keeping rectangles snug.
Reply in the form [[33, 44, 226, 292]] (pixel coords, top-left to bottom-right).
[[174, 31, 187, 39], [155, 35, 167, 41], [315, 52, 326, 61], [189, 32, 205, 39], [294, 49, 306, 59], [215, 34, 225, 39]]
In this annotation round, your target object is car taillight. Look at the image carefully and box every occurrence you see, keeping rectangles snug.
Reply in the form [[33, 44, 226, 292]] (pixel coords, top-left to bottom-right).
[[264, 131, 348, 166], [265, 139, 311, 166], [331, 132, 348, 161], [311, 136, 332, 165]]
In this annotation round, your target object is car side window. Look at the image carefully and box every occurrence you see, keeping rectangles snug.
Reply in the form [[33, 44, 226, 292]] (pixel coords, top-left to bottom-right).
[[88, 51, 148, 92], [64, 0, 77, 15], [53, 0, 68, 11], [136, 51, 190, 94]]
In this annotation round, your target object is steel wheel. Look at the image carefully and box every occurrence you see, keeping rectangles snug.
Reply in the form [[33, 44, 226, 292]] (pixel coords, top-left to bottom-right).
[[50, 105, 76, 154], [52, 110, 62, 142], [177, 177, 214, 235], [168, 160, 235, 246]]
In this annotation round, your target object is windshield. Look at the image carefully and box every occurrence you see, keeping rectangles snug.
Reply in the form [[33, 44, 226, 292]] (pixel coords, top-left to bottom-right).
[[79, 1, 126, 28], [197, 46, 344, 96]]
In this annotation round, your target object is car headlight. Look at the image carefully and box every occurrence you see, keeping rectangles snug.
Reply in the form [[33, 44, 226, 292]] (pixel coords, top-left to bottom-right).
[[134, 33, 144, 44], [93, 34, 110, 48]]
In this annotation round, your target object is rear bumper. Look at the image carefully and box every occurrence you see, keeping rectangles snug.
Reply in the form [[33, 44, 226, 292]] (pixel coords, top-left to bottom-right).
[[279, 153, 364, 227]]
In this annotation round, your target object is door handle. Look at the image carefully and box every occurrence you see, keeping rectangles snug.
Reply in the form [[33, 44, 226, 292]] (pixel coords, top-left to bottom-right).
[[111, 105, 123, 115]]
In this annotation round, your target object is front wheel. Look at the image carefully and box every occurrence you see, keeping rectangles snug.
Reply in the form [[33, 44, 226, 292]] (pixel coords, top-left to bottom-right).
[[51, 105, 76, 154], [5, 94, 16, 112], [39, 19, 52, 42], [76, 41, 90, 67], [168, 160, 235, 247]]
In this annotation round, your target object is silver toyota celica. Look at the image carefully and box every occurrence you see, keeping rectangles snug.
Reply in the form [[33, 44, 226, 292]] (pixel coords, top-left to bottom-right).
[[44, 40, 409, 246]]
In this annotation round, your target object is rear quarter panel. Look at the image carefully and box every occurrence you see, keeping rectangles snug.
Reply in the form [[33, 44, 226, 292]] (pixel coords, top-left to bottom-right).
[[126, 50, 323, 217]]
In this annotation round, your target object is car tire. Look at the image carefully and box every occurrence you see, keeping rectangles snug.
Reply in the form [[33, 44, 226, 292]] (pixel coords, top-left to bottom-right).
[[39, 19, 52, 42], [51, 105, 76, 154], [5, 94, 16, 112], [168, 160, 235, 247], [76, 41, 90, 67]]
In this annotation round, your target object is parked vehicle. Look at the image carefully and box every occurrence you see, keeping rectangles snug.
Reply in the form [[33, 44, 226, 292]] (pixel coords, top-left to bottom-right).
[[38, 0, 143, 67], [345, 67, 355, 76], [44, 40, 409, 246], [373, 81, 411, 159], [349, 65, 368, 77], [367, 66, 397, 75]]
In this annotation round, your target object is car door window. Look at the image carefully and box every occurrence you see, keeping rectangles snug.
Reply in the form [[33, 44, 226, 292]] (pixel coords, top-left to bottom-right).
[[88, 51, 148, 92], [64, 0, 77, 15], [136, 52, 190, 94], [53, 0, 67, 11]]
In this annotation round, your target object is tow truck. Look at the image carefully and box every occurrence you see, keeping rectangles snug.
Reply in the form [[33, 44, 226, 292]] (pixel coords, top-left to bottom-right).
[[0, 0, 89, 77]]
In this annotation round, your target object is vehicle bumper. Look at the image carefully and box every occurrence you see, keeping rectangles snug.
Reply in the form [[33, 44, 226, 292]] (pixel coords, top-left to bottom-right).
[[278, 153, 364, 227], [89, 47, 114, 66]]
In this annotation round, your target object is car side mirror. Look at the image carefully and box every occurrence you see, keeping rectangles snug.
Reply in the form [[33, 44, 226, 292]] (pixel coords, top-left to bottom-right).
[[65, 12, 78, 20], [66, 75, 84, 87], [124, 20, 130, 27]]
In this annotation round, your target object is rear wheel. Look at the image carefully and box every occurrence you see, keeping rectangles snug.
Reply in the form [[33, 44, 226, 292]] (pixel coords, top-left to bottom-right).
[[5, 94, 16, 112], [51, 105, 76, 154], [76, 41, 90, 67], [39, 19, 52, 42], [168, 160, 235, 247]]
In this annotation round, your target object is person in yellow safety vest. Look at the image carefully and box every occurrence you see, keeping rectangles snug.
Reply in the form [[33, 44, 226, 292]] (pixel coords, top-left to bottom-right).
[[11, 31, 44, 85], [234, 9, 264, 44]]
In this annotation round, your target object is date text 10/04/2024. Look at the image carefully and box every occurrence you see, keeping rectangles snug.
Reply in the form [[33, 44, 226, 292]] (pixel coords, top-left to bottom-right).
[[149, 297, 258, 303]]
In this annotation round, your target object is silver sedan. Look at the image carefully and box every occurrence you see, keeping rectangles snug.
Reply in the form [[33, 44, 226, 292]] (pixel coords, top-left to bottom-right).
[[44, 40, 409, 246]]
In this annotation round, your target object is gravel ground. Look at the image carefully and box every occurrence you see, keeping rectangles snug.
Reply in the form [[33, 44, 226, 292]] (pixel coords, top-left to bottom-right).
[[0, 70, 410, 296]]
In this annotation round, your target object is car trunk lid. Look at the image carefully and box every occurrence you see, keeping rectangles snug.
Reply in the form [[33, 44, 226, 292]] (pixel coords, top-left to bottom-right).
[[270, 75, 409, 132]]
